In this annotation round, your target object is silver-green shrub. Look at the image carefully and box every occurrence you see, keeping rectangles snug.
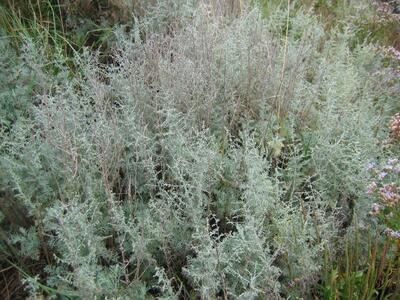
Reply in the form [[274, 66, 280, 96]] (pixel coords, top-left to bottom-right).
[[0, 1, 398, 298]]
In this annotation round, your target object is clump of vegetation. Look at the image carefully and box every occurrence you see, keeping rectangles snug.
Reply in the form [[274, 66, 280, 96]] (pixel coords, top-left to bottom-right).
[[0, 0, 399, 299]]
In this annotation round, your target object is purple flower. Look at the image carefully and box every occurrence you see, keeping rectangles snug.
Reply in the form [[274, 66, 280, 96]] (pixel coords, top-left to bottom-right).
[[393, 166, 400, 174], [385, 228, 400, 240], [366, 162, 376, 171], [388, 158, 398, 165], [384, 191, 395, 199], [378, 172, 387, 180], [370, 203, 383, 216], [391, 231, 400, 239], [379, 183, 399, 205]]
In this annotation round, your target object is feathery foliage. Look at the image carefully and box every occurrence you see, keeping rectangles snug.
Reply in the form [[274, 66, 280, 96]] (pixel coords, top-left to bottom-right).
[[1, 0, 399, 298]]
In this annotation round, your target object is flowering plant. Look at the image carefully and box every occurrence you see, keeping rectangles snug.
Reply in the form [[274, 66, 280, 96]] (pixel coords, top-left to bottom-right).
[[366, 158, 400, 241]]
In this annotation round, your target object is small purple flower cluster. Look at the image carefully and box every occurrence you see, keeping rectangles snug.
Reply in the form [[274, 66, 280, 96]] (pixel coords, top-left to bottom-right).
[[384, 228, 400, 240], [370, 202, 384, 216], [366, 158, 400, 240], [379, 183, 400, 206]]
